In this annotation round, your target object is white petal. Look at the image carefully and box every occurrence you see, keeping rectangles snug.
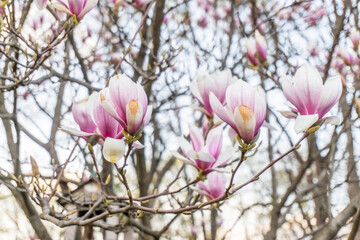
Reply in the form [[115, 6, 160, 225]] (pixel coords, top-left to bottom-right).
[[324, 116, 340, 125], [294, 114, 319, 133], [103, 138, 126, 163]]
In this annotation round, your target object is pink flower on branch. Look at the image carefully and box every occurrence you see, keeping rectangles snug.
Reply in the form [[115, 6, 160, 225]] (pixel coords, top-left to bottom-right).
[[53, 0, 98, 21], [173, 126, 232, 175], [195, 172, 226, 200], [100, 74, 152, 137], [210, 80, 266, 144], [190, 69, 233, 118], [281, 64, 342, 133], [61, 89, 124, 141]]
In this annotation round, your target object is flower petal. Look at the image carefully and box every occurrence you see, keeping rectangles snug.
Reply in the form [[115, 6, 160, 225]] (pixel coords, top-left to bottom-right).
[[77, 0, 98, 20], [281, 75, 307, 115], [234, 105, 256, 143], [189, 125, 204, 152], [294, 114, 319, 133], [316, 76, 342, 119], [209, 92, 236, 130], [293, 64, 323, 114], [205, 126, 223, 160]]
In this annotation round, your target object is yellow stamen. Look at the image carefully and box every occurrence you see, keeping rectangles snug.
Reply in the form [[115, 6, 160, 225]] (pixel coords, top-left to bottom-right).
[[129, 100, 139, 115], [100, 93, 106, 103], [238, 105, 253, 123]]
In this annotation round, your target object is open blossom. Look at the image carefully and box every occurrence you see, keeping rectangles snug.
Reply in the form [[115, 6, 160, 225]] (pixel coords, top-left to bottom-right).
[[210, 80, 266, 143], [62, 89, 124, 141], [190, 69, 233, 118], [195, 172, 226, 200], [100, 74, 152, 136], [281, 64, 342, 133], [53, 0, 98, 21], [173, 126, 232, 175]]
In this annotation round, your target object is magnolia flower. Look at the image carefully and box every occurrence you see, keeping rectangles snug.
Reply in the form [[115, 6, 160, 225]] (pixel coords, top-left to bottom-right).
[[210, 80, 267, 143], [62, 90, 124, 141], [173, 126, 232, 175], [195, 172, 226, 200], [281, 64, 342, 133], [190, 69, 233, 118], [101, 74, 152, 136], [53, 0, 98, 21], [255, 30, 267, 62]]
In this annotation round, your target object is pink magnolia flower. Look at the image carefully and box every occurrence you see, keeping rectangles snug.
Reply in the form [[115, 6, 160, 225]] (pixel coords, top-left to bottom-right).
[[62, 89, 124, 141], [195, 172, 226, 200], [53, 0, 98, 21], [190, 69, 233, 118], [281, 64, 342, 133], [100, 74, 152, 136], [209, 80, 267, 143], [173, 126, 232, 175], [255, 30, 267, 62]]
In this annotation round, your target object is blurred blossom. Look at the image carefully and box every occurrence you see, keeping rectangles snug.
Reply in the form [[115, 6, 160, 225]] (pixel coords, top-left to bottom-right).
[[101, 74, 152, 136], [210, 80, 266, 143], [338, 47, 355, 65], [281, 64, 342, 133], [173, 126, 232, 175], [162, 15, 168, 24], [245, 38, 259, 66], [308, 45, 319, 57], [256, 19, 266, 34], [134, 0, 151, 8], [350, 27, 360, 50], [196, 172, 226, 199], [255, 30, 267, 62], [197, 15, 208, 28], [52, 0, 98, 21], [35, 0, 48, 9], [277, 9, 291, 20], [190, 69, 233, 118]]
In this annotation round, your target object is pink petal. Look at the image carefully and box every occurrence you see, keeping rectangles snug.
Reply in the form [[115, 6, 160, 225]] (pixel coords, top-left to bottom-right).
[[207, 172, 226, 198], [281, 75, 307, 115], [89, 91, 121, 139], [205, 126, 223, 160], [52, 2, 73, 15], [59, 126, 94, 137], [209, 93, 237, 130], [142, 105, 152, 127], [316, 76, 342, 119], [293, 64, 323, 114], [253, 87, 267, 134], [109, 74, 137, 123], [72, 98, 96, 133], [189, 125, 204, 152]]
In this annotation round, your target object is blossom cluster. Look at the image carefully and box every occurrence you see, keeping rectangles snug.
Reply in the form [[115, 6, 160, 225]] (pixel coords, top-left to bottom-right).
[[63, 74, 152, 163]]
